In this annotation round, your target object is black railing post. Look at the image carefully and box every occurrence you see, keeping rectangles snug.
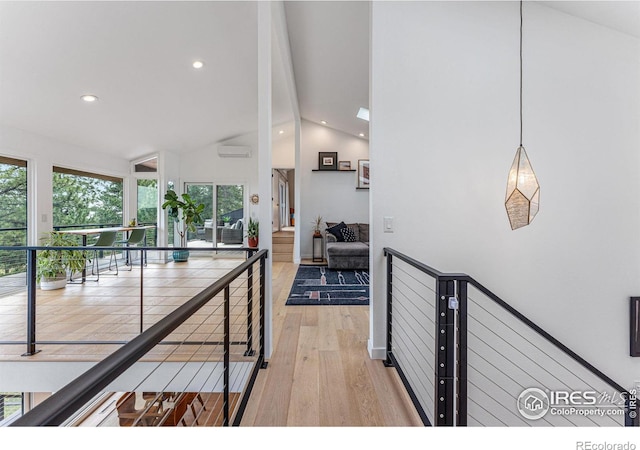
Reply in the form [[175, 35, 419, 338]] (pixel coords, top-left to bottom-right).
[[140, 249, 144, 334], [259, 254, 268, 369], [23, 249, 40, 356], [245, 250, 255, 356], [384, 251, 393, 367], [223, 285, 230, 426], [457, 279, 468, 426], [436, 278, 455, 426]]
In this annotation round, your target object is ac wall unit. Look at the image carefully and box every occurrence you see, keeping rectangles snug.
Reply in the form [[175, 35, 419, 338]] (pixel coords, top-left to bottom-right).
[[217, 145, 252, 158]]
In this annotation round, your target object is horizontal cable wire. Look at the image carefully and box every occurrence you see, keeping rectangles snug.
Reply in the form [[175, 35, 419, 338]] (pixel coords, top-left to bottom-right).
[[390, 278, 436, 318], [390, 285, 436, 325], [392, 263, 437, 295], [468, 292, 621, 399], [467, 301, 624, 425], [391, 270, 437, 309], [391, 331, 436, 409], [391, 302, 435, 356]]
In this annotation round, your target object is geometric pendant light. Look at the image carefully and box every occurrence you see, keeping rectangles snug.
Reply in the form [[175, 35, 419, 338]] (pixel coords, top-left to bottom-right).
[[505, 1, 540, 230]]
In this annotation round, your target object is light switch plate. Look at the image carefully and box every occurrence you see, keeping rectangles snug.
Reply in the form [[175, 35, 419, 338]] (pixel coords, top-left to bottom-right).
[[384, 216, 393, 233]]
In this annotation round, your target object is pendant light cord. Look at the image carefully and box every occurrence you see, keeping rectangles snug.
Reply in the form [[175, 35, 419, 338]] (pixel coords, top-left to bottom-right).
[[519, 0, 523, 147]]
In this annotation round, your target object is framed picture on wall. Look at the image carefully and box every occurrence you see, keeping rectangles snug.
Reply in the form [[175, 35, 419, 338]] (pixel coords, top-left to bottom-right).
[[632, 297, 640, 357], [318, 152, 338, 170], [339, 161, 351, 171], [358, 159, 370, 189]]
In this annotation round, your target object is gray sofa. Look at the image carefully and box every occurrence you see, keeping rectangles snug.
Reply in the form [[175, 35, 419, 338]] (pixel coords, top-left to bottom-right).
[[325, 222, 369, 270]]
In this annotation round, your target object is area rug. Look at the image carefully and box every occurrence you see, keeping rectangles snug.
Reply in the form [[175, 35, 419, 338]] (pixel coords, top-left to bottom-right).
[[285, 265, 369, 306]]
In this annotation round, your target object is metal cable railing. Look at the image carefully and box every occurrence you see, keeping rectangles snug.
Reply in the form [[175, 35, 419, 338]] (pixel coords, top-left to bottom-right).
[[383, 254, 438, 425], [383, 247, 638, 427], [0, 245, 257, 353], [8, 249, 268, 427]]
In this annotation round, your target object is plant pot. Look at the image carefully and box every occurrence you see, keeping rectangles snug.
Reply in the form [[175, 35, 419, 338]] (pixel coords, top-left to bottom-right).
[[40, 276, 67, 291], [313, 232, 322, 237], [248, 237, 258, 248], [173, 250, 190, 262]]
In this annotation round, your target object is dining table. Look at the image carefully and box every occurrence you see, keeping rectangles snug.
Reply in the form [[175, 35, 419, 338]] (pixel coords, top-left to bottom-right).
[[59, 225, 155, 282]]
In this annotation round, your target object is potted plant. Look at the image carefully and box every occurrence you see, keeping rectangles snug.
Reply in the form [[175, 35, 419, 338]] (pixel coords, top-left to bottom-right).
[[247, 217, 259, 248], [162, 189, 205, 262], [37, 231, 86, 290], [222, 215, 232, 227], [312, 215, 323, 237]]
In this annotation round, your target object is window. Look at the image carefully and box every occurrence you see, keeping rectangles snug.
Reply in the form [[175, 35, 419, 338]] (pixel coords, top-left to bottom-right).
[[137, 179, 158, 246], [0, 156, 27, 282], [52, 167, 123, 235], [0, 392, 23, 425]]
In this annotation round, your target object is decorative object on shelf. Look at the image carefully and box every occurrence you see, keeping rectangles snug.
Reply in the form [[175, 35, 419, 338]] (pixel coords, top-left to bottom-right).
[[129, 218, 136, 227], [162, 189, 205, 262], [338, 161, 351, 171], [318, 152, 338, 170], [312, 215, 323, 237], [247, 217, 259, 248], [250, 193, 260, 205], [358, 159, 370, 189], [505, 1, 540, 231], [37, 231, 86, 290], [632, 297, 640, 357], [312, 234, 324, 263]]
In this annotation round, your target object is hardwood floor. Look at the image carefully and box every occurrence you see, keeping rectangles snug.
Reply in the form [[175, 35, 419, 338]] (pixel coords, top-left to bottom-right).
[[240, 262, 423, 427], [0, 257, 422, 427]]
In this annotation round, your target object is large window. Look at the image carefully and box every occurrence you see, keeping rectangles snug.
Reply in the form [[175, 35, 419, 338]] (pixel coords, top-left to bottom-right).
[[52, 167, 123, 235], [0, 157, 27, 280], [0, 393, 23, 425], [137, 179, 158, 246]]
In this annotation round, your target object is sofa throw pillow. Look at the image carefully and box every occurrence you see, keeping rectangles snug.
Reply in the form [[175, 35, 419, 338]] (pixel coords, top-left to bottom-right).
[[326, 221, 347, 242], [341, 227, 357, 242]]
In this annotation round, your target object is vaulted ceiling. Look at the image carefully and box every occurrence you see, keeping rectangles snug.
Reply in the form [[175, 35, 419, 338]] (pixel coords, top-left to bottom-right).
[[0, 1, 637, 162]]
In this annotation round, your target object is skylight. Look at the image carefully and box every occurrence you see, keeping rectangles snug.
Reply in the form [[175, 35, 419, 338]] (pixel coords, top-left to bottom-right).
[[357, 107, 369, 121]]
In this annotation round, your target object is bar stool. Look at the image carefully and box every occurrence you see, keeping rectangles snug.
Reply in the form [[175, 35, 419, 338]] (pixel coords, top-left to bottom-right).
[[117, 228, 147, 269], [89, 231, 118, 280]]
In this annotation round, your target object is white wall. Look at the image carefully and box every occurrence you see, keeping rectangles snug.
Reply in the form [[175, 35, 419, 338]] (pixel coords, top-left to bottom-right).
[[272, 132, 295, 169], [0, 124, 130, 244], [299, 119, 369, 258], [370, 1, 640, 388]]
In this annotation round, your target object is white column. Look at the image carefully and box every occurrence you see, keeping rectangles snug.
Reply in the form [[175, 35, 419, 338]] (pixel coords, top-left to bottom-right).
[[258, 1, 273, 358]]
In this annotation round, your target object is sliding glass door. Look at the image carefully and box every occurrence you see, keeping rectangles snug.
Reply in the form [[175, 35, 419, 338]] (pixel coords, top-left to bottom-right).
[[216, 185, 244, 247], [183, 183, 244, 249]]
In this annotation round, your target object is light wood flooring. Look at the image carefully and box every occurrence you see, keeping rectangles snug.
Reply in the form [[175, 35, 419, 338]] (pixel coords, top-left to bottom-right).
[[241, 262, 422, 426], [0, 258, 422, 427]]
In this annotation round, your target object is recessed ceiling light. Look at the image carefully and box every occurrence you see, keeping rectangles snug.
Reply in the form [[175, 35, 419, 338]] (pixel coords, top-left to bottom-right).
[[359, 133, 365, 137], [357, 107, 369, 122], [81, 94, 98, 102], [278, 130, 284, 135], [192, 60, 204, 69], [320, 120, 327, 125]]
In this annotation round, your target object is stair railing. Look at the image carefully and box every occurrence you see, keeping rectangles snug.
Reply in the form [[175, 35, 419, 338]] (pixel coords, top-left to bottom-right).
[[384, 247, 638, 427]]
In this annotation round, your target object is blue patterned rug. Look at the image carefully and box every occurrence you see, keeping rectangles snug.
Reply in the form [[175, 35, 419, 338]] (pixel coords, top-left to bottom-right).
[[285, 265, 369, 306]]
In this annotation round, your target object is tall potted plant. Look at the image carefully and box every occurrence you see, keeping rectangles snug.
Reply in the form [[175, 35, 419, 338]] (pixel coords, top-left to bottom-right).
[[247, 217, 259, 248], [37, 231, 86, 290], [162, 189, 205, 262]]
